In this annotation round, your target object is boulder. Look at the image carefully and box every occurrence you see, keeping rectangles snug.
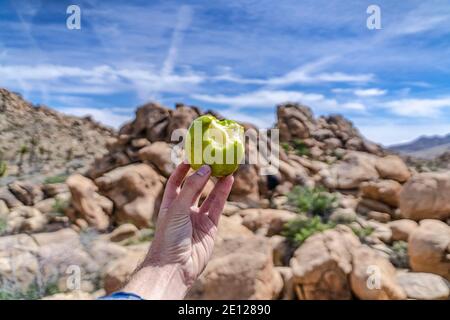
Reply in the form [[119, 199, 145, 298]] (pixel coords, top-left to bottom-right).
[[6, 206, 48, 234], [107, 223, 139, 242], [375, 155, 411, 183], [95, 164, 164, 228], [187, 235, 283, 300], [276, 103, 316, 141], [138, 142, 176, 177], [241, 209, 296, 236], [322, 152, 379, 190], [42, 291, 93, 300], [396, 272, 449, 300], [131, 103, 170, 142], [360, 180, 402, 208], [408, 220, 450, 280], [290, 225, 360, 300], [388, 219, 418, 242], [229, 165, 260, 206], [42, 183, 68, 198], [350, 245, 406, 300], [103, 247, 148, 294], [0, 199, 9, 217], [8, 181, 43, 206], [66, 174, 113, 231], [166, 104, 200, 136], [399, 172, 450, 220], [0, 187, 23, 208]]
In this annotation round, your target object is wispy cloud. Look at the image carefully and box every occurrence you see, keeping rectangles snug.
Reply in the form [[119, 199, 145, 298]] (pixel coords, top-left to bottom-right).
[[161, 5, 192, 77], [384, 97, 450, 117], [192, 89, 366, 111]]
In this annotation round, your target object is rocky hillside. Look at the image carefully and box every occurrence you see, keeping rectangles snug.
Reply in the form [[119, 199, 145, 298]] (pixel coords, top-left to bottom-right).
[[0, 88, 114, 185], [0, 99, 449, 300]]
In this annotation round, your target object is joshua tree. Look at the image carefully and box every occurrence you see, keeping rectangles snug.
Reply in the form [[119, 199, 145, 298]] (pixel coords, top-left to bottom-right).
[[0, 161, 7, 178], [17, 144, 29, 176], [28, 135, 39, 167]]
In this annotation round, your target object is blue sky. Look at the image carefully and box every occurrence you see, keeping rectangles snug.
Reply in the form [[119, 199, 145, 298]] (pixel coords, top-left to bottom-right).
[[1, 0, 450, 145]]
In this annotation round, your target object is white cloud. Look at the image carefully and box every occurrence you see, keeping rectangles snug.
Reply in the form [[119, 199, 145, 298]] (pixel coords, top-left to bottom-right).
[[354, 88, 386, 97], [332, 88, 386, 97], [213, 58, 374, 86], [384, 97, 450, 117], [161, 5, 193, 76], [59, 107, 132, 129], [192, 89, 366, 112]]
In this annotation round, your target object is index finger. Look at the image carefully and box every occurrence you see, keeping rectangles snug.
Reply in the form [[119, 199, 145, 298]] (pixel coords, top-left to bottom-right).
[[160, 162, 191, 210], [199, 175, 234, 225]]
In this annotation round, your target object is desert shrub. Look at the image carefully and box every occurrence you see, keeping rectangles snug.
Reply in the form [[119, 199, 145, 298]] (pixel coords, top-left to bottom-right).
[[282, 216, 334, 246], [51, 198, 69, 216], [0, 161, 7, 178], [281, 142, 291, 153], [288, 186, 337, 217], [351, 225, 374, 240], [44, 174, 68, 184], [0, 217, 7, 235], [0, 281, 59, 300], [389, 241, 409, 269], [292, 139, 310, 156]]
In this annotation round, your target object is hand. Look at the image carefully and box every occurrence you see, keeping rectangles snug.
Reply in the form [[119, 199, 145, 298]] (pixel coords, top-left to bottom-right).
[[122, 162, 234, 299]]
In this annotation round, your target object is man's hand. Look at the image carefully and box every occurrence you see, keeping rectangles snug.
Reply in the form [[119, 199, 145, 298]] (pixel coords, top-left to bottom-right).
[[122, 162, 234, 299]]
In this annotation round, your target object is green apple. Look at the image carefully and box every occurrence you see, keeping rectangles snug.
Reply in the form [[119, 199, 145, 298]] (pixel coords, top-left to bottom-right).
[[185, 115, 245, 177]]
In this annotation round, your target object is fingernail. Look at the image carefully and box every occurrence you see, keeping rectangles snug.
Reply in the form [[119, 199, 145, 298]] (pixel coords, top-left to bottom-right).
[[196, 165, 211, 176]]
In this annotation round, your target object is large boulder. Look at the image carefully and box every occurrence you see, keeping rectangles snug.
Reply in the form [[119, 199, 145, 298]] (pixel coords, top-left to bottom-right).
[[399, 172, 450, 220], [0, 187, 23, 208], [66, 174, 113, 231], [290, 225, 360, 300], [408, 220, 450, 280], [187, 235, 283, 300], [276, 103, 316, 141], [131, 103, 170, 142], [241, 208, 296, 236], [350, 245, 406, 300], [95, 164, 164, 228], [360, 179, 402, 208], [103, 246, 148, 294], [375, 155, 411, 183], [388, 219, 418, 242], [138, 142, 176, 177], [397, 272, 449, 300], [6, 206, 48, 234], [322, 152, 379, 190], [229, 165, 260, 206], [166, 104, 200, 136], [8, 181, 43, 206]]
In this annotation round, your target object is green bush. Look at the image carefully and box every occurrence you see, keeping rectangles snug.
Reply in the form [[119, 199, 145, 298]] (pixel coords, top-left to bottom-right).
[[44, 174, 68, 184], [0, 161, 7, 178], [292, 139, 310, 156], [0, 217, 7, 235], [351, 225, 374, 240], [390, 241, 409, 269], [287, 186, 337, 217], [282, 216, 334, 246], [0, 281, 59, 300], [51, 198, 69, 216]]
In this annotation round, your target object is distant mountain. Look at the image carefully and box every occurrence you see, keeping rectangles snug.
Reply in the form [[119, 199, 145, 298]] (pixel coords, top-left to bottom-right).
[[389, 134, 450, 159]]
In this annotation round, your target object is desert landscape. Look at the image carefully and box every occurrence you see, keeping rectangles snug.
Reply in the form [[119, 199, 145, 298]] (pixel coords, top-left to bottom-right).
[[0, 87, 449, 300]]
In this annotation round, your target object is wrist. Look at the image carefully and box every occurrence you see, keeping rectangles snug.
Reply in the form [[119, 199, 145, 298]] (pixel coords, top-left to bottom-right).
[[122, 263, 189, 300]]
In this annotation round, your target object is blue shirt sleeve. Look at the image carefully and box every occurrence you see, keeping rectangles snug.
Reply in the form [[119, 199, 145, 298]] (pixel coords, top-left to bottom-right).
[[98, 292, 144, 300]]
